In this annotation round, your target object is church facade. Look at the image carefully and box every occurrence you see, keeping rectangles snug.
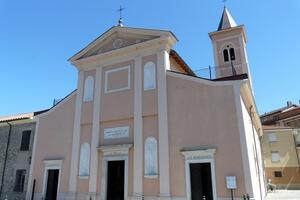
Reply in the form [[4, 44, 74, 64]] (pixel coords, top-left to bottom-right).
[[26, 8, 266, 200]]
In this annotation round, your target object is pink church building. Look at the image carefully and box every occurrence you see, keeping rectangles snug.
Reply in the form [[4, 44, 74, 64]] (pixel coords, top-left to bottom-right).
[[26, 8, 266, 200]]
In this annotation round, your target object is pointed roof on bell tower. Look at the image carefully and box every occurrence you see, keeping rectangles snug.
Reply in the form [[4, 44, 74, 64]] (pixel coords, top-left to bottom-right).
[[217, 7, 237, 31]]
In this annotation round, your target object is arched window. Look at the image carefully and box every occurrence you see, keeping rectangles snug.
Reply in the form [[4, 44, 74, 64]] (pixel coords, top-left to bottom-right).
[[144, 62, 156, 91], [83, 76, 94, 102], [223, 45, 236, 62], [223, 49, 229, 62], [144, 137, 158, 176], [79, 143, 90, 176], [229, 48, 235, 61]]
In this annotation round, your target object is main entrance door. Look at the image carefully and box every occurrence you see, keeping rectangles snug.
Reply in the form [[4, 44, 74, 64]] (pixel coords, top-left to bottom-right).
[[106, 160, 125, 200], [190, 163, 213, 200], [45, 169, 59, 200]]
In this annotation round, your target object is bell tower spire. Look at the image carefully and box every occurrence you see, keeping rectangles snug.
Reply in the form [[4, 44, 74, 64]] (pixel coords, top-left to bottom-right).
[[217, 6, 237, 31], [209, 6, 252, 87]]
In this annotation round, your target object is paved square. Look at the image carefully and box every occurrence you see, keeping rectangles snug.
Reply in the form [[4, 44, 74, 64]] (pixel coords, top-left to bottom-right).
[[266, 190, 300, 200]]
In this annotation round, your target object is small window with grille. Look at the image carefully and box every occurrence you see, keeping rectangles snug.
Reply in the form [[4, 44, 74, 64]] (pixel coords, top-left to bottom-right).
[[274, 171, 283, 178], [14, 169, 26, 192], [20, 130, 31, 151]]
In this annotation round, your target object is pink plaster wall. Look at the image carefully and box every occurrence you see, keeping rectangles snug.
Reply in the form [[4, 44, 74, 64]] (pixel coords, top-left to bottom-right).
[[101, 60, 134, 121], [167, 74, 246, 197], [32, 93, 76, 193]]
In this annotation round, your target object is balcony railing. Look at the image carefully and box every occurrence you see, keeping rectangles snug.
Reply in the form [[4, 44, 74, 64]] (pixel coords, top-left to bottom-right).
[[193, 63, 245, 80]]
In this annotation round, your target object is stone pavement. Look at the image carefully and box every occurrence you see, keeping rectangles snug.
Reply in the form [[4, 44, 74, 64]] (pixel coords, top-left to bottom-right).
[[266, 190, 300, 200]]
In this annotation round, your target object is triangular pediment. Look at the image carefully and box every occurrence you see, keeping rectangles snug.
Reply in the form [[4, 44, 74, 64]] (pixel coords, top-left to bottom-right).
[[69, 26, 177, 62], [82, 32, 159, 58]]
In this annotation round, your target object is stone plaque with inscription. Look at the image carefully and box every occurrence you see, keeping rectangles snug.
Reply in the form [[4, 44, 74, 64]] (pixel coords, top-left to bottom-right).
[[104, 126, 129, 139]]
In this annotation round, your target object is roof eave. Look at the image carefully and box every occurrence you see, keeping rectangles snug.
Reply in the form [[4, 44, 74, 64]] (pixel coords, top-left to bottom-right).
[[68, 26, 178, 63], [208, 25, 247, 42]]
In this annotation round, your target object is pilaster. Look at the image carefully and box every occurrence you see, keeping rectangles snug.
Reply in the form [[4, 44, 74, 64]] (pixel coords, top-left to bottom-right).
[[88, 66, 102, 198], [69, 70, 84, 193], [133, 56, 143, 197], [157, 50, 171, 197]]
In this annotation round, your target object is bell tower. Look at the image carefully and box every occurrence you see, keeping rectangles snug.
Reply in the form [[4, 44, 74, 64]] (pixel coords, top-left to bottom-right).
[[209, 7, 251, 84]]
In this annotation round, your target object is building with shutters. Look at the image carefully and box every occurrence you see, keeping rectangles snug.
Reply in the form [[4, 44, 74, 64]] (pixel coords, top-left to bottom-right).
[[260, 102, 300, 190], [261, 125, 300, 189], [0, 111, 46, 200], [26, 7, 266, 200], [261, 102, 300, 128]]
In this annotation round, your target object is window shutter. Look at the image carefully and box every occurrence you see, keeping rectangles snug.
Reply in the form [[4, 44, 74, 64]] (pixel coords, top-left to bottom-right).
[[20, 130, 31, 151], [14, 170, 26, 192]]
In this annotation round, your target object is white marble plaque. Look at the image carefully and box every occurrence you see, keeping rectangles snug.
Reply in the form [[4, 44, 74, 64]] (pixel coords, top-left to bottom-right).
[[226, 176, 237, 189], [104, 126, 129, 139]]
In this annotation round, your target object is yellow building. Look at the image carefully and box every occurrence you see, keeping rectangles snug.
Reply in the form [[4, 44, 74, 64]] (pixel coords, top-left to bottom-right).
[[261, 125, 300, 189]]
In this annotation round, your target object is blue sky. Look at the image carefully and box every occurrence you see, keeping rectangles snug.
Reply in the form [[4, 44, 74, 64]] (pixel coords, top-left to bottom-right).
[[0, 0, 299, 116]]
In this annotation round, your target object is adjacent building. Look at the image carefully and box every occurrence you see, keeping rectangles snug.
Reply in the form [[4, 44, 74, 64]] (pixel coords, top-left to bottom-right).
[[0, 111, 46, 200], [261, 102, 300, 127], [261, 102, 300, 189], [26, 7, 266, 200], [261, 125, 300, 189]]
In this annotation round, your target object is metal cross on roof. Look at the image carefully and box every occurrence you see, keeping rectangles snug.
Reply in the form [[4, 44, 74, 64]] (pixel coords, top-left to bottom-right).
[[117, 6, 125, 26], [223, 0, 228, 7]]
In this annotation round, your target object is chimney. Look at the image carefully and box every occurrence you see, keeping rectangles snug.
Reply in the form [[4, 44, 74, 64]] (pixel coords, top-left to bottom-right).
[[287, 101, 293, 107]]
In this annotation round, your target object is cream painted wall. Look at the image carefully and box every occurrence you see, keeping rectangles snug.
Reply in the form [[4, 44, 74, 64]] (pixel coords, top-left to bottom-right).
[[262, 129, 300, 168]]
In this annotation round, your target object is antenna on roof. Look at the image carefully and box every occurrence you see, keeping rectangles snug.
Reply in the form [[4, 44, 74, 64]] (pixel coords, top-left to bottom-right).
[[117, 6, 125, 27], [223, 0, 228, 7]]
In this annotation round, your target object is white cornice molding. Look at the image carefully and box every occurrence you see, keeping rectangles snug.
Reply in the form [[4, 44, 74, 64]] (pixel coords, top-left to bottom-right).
[[167, 71, 245, 87], [181, 149, 216, 160], [69, 26, 177, 62], [98, 144, 133, 156], [104, 65, 131, 94], [71, 38, 171, 69], [263, 128, 300, 132], [43, 159, 63, 166], [208, 25, 247, 43]]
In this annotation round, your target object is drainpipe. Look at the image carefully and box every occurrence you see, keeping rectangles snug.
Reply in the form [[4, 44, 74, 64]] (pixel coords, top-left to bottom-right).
[[0, 122, 12, 199], [249, 106, 263, 200]]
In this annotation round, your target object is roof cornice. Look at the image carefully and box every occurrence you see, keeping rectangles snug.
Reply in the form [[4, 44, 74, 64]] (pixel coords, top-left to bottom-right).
[[208, 25, 247, 43], [71, 37, 174, 69], [69, 26, 178, 63]]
